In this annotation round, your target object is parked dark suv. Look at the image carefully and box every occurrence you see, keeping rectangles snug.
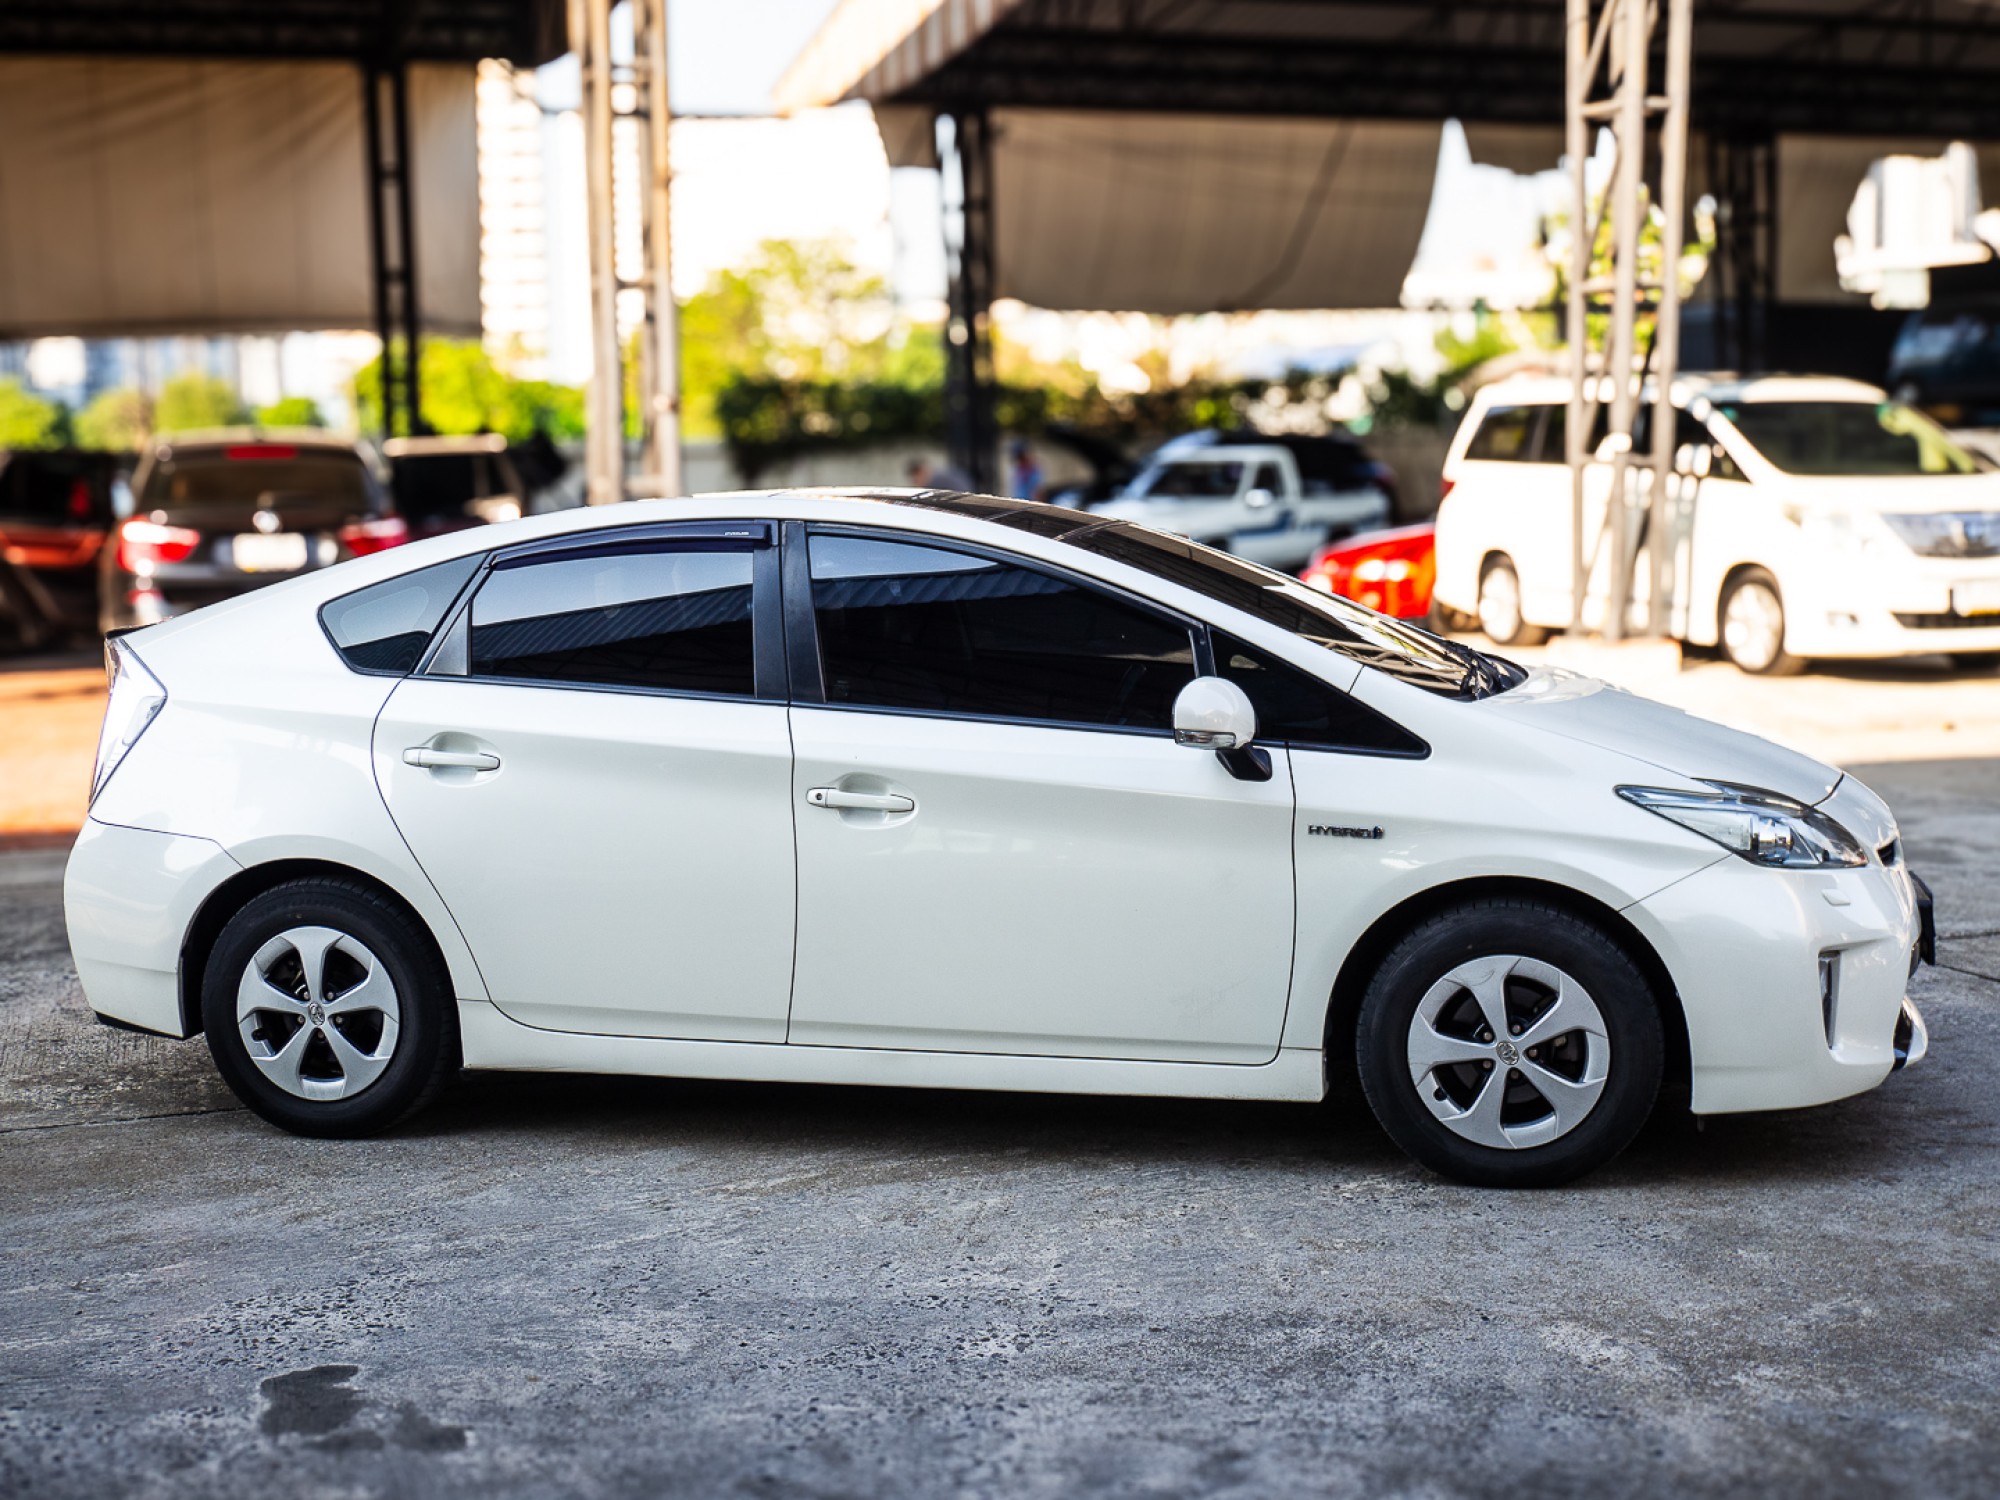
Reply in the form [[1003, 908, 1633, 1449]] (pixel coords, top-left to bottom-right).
[[103, 429, 405, 632], [0, 448, 120, 648]]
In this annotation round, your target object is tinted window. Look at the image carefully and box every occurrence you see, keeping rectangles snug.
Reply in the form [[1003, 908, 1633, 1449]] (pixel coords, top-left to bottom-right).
[[140, 447, 373, 511], [1466, 406, 1538, 462], [0, 452, 116, 526], [391, 453, 485, 522], [1138, 460, 1245, 499], [1711, 400, 1979, 476], [1250, 461, 1282, 493], [809, 533, 1195, 729], [1537, 402, 1611, 463], [1216, 633, 1427, 756], [470, 546, 756, 695], [320, 554, 480, 675], [1059, 524, 1520, 699]]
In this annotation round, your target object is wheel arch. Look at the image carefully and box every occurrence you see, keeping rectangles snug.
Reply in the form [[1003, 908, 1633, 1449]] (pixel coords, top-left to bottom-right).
[[1318, 875, 1691, 1103], [176, 858, 456, 1039]]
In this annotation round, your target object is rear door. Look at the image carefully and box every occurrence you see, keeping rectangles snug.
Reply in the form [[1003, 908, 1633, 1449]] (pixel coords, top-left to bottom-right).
[[374, 524, 797, 1040]]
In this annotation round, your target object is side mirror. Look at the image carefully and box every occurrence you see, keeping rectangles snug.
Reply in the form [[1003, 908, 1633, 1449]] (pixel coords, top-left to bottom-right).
[[1244, 486, 1276, 510], [1172, 677, 1271, 782]]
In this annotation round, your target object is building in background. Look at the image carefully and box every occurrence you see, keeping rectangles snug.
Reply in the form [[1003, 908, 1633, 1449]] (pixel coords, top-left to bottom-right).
[[478, 60, 555, 380]]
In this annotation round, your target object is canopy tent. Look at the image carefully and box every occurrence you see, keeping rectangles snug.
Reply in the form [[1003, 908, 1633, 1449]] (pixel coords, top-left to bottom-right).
[[0, 0, 565, 434], [0, 57, 478, 340]]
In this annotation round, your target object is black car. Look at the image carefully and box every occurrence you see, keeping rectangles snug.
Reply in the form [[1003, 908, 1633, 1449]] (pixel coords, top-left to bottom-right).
[[0, 448, 120, 649], [104, 429, 405, 632]]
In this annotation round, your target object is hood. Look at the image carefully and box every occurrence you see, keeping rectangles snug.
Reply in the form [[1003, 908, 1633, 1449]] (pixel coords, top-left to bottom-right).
[[1486, 668, 1842, 804], [1776, 471, 2000, 514]]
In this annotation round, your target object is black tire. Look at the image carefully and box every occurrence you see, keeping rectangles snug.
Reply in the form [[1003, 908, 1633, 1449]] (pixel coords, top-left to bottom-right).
[[202, 877, 458, 1138], [1476, 555, 1550, 647], [1718, 567, 1805, 676], [1948, 652, 2000, 671], [1354, 899, 1664, 1188]]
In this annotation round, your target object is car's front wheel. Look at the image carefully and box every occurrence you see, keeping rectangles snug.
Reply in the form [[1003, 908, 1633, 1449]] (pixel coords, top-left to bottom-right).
[[1719, 568, 1804, 675], [202, 877, 458, 1138], [1355, 899, 1664, 1187]]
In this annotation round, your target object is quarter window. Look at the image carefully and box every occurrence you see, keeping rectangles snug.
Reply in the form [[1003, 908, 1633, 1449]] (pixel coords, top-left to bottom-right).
[[808, 532, 1196, 729], [321, 554, 480, 675], [468, 545, 757, 696], [1465, 406, 1539, 462]]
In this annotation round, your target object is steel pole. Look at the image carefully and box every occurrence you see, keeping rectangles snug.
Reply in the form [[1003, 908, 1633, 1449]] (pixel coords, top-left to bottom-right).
[[1602, 0, 1647, 642], [1647, 0, 1694, 638], [637, 0, 683, 496], [1565, 0, 1590, 634], [574, 0, 623, 505]]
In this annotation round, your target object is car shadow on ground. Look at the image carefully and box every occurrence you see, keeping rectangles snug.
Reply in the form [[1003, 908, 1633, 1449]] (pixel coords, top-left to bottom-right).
[[377, 1050, 1933, 1196]]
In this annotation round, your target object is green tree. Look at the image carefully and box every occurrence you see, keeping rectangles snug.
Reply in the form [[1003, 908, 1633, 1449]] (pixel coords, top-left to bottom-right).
[[355, 339, 584, 442], [255, 396, 324, 428], [0, 379, 68, 450], [153, 373, 247, 433], [74, 388, 152, 451]]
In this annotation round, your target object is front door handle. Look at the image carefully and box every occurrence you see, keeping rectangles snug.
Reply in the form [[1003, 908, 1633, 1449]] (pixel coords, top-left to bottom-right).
[[404, 747, 501, 771], [806, 786, 913, 813]]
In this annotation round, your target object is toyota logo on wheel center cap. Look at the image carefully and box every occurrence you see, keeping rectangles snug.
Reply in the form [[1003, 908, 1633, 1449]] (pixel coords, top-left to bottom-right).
[[1495, 1039, 1520, 1066], [306, 1002, 326, 1026]]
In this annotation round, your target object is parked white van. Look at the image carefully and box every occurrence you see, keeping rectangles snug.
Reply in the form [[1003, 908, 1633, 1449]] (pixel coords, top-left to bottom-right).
[[1432, 375, 2000, 673]]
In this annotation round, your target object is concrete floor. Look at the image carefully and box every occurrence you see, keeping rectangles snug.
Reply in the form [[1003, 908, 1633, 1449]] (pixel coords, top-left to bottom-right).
[[3, 755, 1998, 1497]]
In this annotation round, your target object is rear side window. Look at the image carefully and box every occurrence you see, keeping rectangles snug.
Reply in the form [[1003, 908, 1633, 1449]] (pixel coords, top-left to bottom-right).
[[1464, 406, 1539, 462], [808, 532, 1196, 729], [469, 545, 757, 696], [1216, 633, 1427, 756], [321, 554, 480, 675]]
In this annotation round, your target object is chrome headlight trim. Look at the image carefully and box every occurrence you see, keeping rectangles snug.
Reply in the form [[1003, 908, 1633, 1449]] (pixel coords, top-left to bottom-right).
[[1616, 781, 1869, 869]]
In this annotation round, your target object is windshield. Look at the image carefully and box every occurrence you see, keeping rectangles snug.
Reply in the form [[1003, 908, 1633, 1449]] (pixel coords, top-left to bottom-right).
[[140, 448, 373, 510], [1713, 400, 1980, 477], [1133, 460, 1246, 500], [1060, 522, 1522, 699]]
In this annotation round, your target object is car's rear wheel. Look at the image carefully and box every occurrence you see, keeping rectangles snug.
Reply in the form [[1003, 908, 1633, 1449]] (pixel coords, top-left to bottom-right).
[[1354, 900, 1664, 1187], [1476, 555, 1548, 647], [1719, 568, 1804, 675], [202, 878, 457, 1138]]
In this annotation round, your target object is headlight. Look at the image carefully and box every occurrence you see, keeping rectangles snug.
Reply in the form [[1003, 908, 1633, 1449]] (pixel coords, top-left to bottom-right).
[[1616, 782, 1867, 868], [91, 636, 167, 803], [1881, 511, 2000, 559]]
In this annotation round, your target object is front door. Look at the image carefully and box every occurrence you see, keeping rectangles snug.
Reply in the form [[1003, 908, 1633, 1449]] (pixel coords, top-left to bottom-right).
[[786, 528, 1297, 1063], [375, 527, 796, 1040]]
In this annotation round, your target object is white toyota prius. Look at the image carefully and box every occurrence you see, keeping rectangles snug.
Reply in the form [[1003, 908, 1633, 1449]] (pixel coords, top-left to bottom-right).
[[65, 489, 1935, 1187]]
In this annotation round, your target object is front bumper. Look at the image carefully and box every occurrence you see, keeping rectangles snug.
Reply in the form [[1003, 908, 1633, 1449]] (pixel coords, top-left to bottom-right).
[[1624, 849, 1930, 1115], [1783, 552, 2000, 658]]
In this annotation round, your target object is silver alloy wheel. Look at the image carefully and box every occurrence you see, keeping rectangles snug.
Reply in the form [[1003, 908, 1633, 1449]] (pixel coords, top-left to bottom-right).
[[236, 925, 402, 1101], [1406, 954, 1611, 1150], [1722, 579, 1786, 672], [1477, 563, 1524, 644]]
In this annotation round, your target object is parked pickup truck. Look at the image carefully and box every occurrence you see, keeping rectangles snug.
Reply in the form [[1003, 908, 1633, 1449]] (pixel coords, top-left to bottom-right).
[[1090, 429, 1395, 572]]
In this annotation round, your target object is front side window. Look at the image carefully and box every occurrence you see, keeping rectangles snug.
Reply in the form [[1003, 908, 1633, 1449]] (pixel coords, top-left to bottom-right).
[[808, 532, 1195, 729], [1135, 459, 1246, 500], [469, 545, 757, 695], [1465, 406, 1539, 462], [1060, 523, 1521, 699], [1216, 633, 1426, 756], [1713, 400, 1980, 477]]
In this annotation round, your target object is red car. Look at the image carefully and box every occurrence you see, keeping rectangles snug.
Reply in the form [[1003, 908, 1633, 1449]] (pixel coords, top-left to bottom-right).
[[1300, 522, 1437, 620]]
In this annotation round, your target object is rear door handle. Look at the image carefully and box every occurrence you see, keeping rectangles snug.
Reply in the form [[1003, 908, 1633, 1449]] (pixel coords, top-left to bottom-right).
[[806, 786, 913, 813], [404, 747, 501, 771]]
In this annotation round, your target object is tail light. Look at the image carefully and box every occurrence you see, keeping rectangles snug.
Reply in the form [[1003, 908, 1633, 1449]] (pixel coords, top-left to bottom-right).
[[339, 516, 409, 556], [91, 636, 167, 803], [116, 518, 201, 574]]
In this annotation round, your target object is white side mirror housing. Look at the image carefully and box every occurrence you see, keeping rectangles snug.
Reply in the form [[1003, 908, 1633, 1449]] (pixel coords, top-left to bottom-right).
[[1244, 486, 1276, 510], [1172, 676, 1257, 750]]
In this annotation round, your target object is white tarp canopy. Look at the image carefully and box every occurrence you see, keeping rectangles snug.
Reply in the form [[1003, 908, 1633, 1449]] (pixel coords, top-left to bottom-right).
[[988, 110, 1441, 314], [0, 56, 479, 340]]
